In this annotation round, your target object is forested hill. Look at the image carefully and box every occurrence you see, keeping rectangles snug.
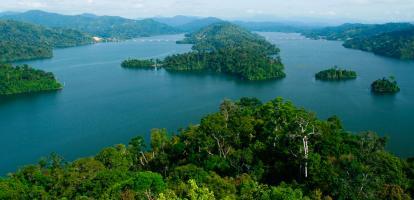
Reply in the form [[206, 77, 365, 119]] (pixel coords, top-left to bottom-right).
[[0, 97, 412, 199], [163, 22, 285, 80], [302, 23, 414, 60], [178, 22, 279, 54], [343, 28, 414, 59], [0, 20, 93, 62], [0, 10, 179, 39], [302, 23, 414, 41]]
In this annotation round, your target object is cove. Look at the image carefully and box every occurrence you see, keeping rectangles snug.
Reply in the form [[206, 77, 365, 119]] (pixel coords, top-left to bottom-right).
[[1, 33, 413, 175]]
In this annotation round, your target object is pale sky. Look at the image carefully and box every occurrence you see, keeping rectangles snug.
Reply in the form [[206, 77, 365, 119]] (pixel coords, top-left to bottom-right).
[[0, 0, 413, 23]]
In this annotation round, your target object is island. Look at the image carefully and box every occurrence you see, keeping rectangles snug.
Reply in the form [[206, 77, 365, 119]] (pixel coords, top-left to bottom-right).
[[371, 76, 400, 94], [0, 63, 63, 96], [122, 22, 286, 81], [121, 59, 160, 69], [315, 67, 357, 81], [0, 97, 412, 200]]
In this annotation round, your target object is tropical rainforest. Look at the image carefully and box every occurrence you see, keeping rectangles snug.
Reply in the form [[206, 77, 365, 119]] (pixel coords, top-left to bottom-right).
[[0, 63, 62, 95], [315, 67, 357, 81], [371, 76, 400, 94], [0, 97, 412, 199], [0, 20, 93, 62], [163, 22, 285, 80], [1, 10, 179, 39], [303, 23, 414, 60], [121, 59, 160, 69]]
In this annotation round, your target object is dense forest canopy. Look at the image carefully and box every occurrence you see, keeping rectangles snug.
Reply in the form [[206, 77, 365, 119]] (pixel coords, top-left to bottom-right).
[[302, 23, 414, 60], [0, 63, 62, 95], [163, 22, 285, 80], [315, 67, 357, 81], [121, 59, 160, 69], [0, 20, 93, 62], [0, 97, 412, 199], [1, 10, 179, 39], [371, 76, 400, 94], [343, 28, 414, 60]]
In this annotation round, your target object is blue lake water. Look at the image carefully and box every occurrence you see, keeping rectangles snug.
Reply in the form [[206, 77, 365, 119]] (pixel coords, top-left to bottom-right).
[[1, 33, 413, 175]]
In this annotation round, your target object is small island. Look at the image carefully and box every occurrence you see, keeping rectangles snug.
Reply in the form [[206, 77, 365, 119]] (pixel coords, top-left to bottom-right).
[[371, 76, 400, 94], [0, 63, 63, 96], [121, 59, 161, 69], [315, 67, 357, 81]]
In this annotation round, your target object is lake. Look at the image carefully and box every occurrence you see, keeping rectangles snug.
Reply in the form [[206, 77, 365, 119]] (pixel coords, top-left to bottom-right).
[[1, 33, 413, 175]]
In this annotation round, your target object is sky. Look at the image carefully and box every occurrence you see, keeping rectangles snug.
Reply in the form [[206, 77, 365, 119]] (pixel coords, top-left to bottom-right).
[[0, 0, 414, 23]]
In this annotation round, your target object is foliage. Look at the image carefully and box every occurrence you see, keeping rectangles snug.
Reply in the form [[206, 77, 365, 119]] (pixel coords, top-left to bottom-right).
[[121, 59, 161, 69], [315, 66, 357, 81], [0, 19, 93, 62], [0, 63, 62, 96], [371, 76, 400, 94], [0, 97, 412, 199], [343, 28, 414, 60], [1, 10, 179, 39], [163, 22, 285, 80], [302, 22, 414, 60]]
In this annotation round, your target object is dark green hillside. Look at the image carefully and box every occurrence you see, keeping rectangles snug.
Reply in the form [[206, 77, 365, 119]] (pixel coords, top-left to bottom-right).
[[0, 63, 62, 95], [303, 23, 414, 41], [344, 28, 414, 60], [177, 17, 223, 32], [0, 97, 412, 199], [164, 22, 285, 80], [0, 20, 93, 62], [1, 10, 179, 39]]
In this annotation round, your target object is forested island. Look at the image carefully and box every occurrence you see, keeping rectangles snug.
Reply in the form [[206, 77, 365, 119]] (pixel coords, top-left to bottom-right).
[[0, 97, 412, 199], [0, 20, 94, 62], [371, 76, 400, 94], [164, 22, 285, 80], [315, 67, 357, 81], [0, 63, 62, 95], [121, 59, 160, 69], [303, 23, 414, 60]]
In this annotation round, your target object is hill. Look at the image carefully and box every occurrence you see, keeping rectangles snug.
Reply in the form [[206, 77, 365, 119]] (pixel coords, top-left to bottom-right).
[[0, 20, 93, 62], [163, 22, 285, 80], [152, 15, 200, 27], [343, 28, 414, 59], [1, 10, 179, 39], [0, 97, 412, 199], [177, 17, 223, 32], [302, 23, 414, 41]]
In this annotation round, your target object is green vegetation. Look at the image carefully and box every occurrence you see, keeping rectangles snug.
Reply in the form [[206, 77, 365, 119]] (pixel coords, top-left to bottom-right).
[[315, 66, 357, 81], [0, 20, 93, 62], [371, 76, 400, 94], [1, 10, 179, 39], [344, 28, 414, 60], [121, 59, 160, 69], [303, 23, 414, 60], [1, 97, 413, 199], [0, 63, 62, 95], [164, 22, 285, 80]]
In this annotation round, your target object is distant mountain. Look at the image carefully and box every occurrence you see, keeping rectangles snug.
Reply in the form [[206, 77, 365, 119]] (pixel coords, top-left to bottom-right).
[[0, 11, 20, 17], [177, 17, 223, 32], [344, 27, 414, 60], [1, 10, 179, 39], [152, 15, 200, 27], [233, 21, 315, 33], [0, 20, 94, 62], [302, 23, 414, 40]]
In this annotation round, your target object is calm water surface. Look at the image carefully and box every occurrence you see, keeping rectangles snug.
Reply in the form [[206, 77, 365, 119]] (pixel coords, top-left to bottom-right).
[[1, 33, 413, 175]]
